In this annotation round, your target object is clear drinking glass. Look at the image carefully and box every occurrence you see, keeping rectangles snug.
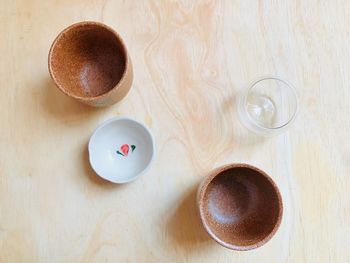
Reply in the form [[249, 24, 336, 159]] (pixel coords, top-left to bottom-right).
[[237, 77, 298, 136]]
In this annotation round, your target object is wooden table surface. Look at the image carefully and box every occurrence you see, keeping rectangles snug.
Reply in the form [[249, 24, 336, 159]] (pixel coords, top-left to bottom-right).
[[1, 1, 350, 262]]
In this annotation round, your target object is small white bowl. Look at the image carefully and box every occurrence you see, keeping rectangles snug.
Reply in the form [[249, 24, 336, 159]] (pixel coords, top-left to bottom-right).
[[88, 117, 155, 183]]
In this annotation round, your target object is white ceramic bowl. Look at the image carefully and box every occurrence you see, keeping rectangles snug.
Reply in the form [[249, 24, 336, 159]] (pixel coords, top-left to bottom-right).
[[88, 117, 155, 183]]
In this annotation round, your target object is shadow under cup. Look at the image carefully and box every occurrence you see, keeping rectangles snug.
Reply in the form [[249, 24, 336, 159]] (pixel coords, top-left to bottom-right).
[[48, 21, 133, 107]]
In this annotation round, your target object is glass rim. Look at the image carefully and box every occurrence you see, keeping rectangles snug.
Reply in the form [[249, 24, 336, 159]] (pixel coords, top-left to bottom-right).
[[242, 76, 299, 131]]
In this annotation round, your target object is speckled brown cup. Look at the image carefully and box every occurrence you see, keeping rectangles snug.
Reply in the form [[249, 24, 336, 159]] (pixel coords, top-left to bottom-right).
[[48, 21, 133, 107], [197, 164, 283, 250]]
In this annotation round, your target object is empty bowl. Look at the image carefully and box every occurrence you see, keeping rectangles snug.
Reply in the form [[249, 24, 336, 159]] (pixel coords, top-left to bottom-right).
[[48, 21, 133, 107], [88, 117, 155, 183], [197, 164, 283, 250]]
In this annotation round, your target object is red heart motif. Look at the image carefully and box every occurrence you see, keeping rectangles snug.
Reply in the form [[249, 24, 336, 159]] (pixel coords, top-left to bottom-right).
[[120, 144, 129, 156]]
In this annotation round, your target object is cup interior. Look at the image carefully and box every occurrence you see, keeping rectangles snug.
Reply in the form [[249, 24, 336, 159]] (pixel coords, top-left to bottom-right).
[[49, 22, 127, 98], [198, 164, 282, 250]]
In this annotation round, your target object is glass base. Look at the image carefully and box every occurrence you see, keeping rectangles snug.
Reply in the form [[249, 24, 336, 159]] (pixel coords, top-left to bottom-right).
[[246, 95, 276, 128]]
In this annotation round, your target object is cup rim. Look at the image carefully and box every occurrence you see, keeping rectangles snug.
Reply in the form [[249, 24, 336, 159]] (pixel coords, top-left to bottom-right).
[[48, 21, 131, 101], [242, 76, 299, 131], [88, 116, 156, 184], [197, 163, 283, 251]]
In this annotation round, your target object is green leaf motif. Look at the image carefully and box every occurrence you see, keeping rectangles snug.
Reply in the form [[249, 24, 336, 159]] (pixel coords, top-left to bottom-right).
[[116, 150, 124, 156], [131, 145, 136, 152]]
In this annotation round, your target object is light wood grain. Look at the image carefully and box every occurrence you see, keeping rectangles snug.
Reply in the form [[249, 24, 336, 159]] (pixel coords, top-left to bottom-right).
[[1, 0, 350, 262]]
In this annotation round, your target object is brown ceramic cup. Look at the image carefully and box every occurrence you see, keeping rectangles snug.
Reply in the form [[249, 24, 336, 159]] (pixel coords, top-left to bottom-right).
[[48, 21, 133, 107], [197, 163, 283, 250]]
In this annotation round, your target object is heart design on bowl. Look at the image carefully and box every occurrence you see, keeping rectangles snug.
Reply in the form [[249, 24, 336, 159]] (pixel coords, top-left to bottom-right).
[[117, 144, 136, 157]]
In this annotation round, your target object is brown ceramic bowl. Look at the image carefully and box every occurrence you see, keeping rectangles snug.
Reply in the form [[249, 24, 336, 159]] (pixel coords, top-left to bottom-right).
[[197, 164, 282, 251], [48, 21, 133, 107]]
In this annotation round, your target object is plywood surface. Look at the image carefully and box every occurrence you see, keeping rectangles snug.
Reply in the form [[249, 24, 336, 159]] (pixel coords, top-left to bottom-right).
[[1, 0, 349, 262]]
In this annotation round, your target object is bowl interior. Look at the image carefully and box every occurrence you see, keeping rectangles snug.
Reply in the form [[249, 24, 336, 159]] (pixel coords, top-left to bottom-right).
[[200, 166, 282, 249], [89, 118, 154, 183], [49, 23, 126, 98]]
